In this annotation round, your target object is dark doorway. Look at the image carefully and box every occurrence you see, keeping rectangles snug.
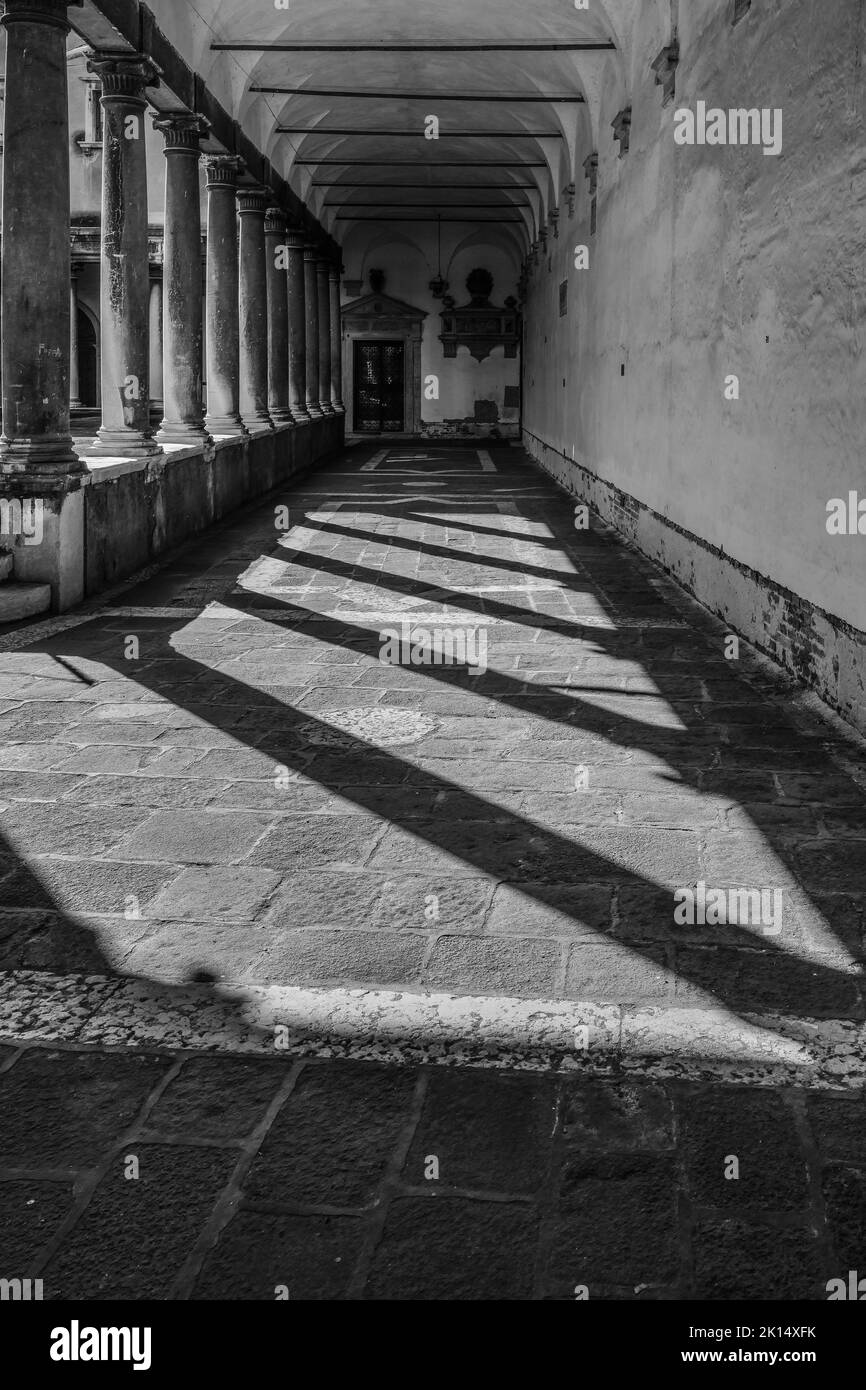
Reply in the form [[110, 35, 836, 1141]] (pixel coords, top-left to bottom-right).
[[353, 340, 405, 433], [77, 308, 98, 408]]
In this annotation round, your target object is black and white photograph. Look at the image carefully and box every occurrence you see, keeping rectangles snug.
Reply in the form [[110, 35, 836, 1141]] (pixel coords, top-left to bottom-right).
[[0, 0, 863, 1357]]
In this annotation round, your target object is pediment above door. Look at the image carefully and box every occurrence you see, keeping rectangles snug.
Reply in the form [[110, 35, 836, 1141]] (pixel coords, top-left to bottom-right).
[[342, 292, 427, 338]]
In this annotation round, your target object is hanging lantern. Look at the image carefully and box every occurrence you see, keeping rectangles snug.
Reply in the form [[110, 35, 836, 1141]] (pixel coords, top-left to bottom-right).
[[428, 215, 449, 299]]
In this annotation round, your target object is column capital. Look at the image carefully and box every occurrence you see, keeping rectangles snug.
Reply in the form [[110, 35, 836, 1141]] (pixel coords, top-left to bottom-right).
[[284, 229, 306, 250], [203, 153, 245, 189], [86, 54, 159, 103], [0, 0, 79, 31], [236, 186, 270, 217], [153, 111, 210, 154], [303, 243, 322, 263], [265, 206, 287, 236], [316, 256, 332, 275], [328, 266, 341, 285]]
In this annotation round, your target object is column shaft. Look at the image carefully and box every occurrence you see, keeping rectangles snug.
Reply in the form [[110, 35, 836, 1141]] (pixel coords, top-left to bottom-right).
[[329, 267, 345, 414], [316, 259, 335, 417], [203, 155, 245, 435], [303, 246, 323, 419], [0, 0, 83, 484], [90, 56, 160, 458], [237, 187, 272, 433], [265, 208, 292, 424], [154, 113, 210, 445], [286, 232, 309, 423], [148, 269, 163, 417]]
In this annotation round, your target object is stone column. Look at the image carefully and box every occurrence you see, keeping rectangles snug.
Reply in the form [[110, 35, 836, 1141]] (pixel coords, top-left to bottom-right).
[[0, 0, 84, 486], [69, 264, 83, 411], [329, 266, 345, 414], [316, 258, 335, 417], [286, 230, 310, 423], [237, 187, 273, 433], [148, 265, 163, 418], [203, 155, 245, 435], [89, 56, 160, 458], [264, 207, 293, 424], [303, 245, 323, 419], [153, 112, 210, 446]]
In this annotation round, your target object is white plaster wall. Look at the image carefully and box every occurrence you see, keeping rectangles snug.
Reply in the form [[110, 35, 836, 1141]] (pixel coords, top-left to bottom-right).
[[342, 225, 521, 428], [524, 0, 866, 636]]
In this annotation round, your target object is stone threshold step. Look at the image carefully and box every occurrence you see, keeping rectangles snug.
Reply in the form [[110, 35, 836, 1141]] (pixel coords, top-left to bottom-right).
[[0, 581, 51, 623], [0, 971, 862, 1090]]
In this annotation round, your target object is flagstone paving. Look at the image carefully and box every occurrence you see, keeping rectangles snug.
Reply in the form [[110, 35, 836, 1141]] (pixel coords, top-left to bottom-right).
[[0, 1044, 863, 1300], [0, 442, 862, 1015], [0, 441, 864, 1298]]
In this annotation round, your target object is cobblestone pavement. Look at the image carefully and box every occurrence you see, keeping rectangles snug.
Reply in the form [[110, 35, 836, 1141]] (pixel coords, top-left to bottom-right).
[[0, 442, 864, 1298], [1, 1045, 864, 1301]]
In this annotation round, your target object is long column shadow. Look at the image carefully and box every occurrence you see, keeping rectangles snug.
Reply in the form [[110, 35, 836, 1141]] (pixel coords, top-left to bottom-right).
[[16, 601, 860, 1030], [264, 513, 817, 766], [305, 516, 594, 588], [2, 447, 862, 1038]]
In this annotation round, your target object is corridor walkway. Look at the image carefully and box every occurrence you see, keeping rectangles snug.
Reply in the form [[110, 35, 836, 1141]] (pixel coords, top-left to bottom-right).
[[0, 442, 864, 1298]]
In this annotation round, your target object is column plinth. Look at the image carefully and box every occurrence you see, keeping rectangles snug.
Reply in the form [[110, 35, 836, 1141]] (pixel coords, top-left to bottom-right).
[[203, 155, 246, 436], [153, 112, 211, 447], [329, 267, 345, 414], [0, 0, 84, 489], [237, 187, 273, 434], [286, 231, 310, 423], [303, 246, 323, 419], [264, 208, 293, 425], [89, 56, 161, 458]]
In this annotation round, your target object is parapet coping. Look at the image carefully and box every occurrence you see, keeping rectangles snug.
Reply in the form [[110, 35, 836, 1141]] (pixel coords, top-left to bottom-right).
[[78, 419, 311, 486]]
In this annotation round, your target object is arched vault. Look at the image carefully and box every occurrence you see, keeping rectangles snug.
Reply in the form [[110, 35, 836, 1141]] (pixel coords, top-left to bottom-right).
[[128, 0, 631, 258]]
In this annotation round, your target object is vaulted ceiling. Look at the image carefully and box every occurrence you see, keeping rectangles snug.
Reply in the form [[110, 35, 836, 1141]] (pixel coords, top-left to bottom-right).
[[93, 0, 661, 253]]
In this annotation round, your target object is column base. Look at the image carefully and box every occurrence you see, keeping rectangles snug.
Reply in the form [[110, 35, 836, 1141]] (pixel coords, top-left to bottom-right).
[[332, 401, 346, 415], [241, 414, 275, 436], [306, 403, 325, 420], [89, 428, 163, 460], [205, 414, 249, 438], [156, 421, 213, 448], [0, 437, 87, 484], [291, 406, 313, 424], [269, 407, 296, 426]]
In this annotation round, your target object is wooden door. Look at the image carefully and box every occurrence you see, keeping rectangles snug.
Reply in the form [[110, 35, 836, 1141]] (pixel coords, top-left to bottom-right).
[[353, 340, 405, 433]]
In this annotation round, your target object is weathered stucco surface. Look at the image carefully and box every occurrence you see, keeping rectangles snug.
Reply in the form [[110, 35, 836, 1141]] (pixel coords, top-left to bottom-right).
[[523, 0, 866, 730]]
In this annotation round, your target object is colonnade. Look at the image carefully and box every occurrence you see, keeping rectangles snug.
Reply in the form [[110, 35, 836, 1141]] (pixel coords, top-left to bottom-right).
[[0, 0, 344, 502]]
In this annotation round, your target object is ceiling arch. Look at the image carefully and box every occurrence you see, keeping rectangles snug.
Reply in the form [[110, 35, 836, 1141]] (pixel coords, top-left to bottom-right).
[[138, 0, 636, 259]]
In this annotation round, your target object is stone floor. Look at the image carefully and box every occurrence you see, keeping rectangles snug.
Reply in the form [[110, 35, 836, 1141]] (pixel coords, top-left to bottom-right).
[[1, 1046, 862, 1301], [0, 440, 864, 1299]]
